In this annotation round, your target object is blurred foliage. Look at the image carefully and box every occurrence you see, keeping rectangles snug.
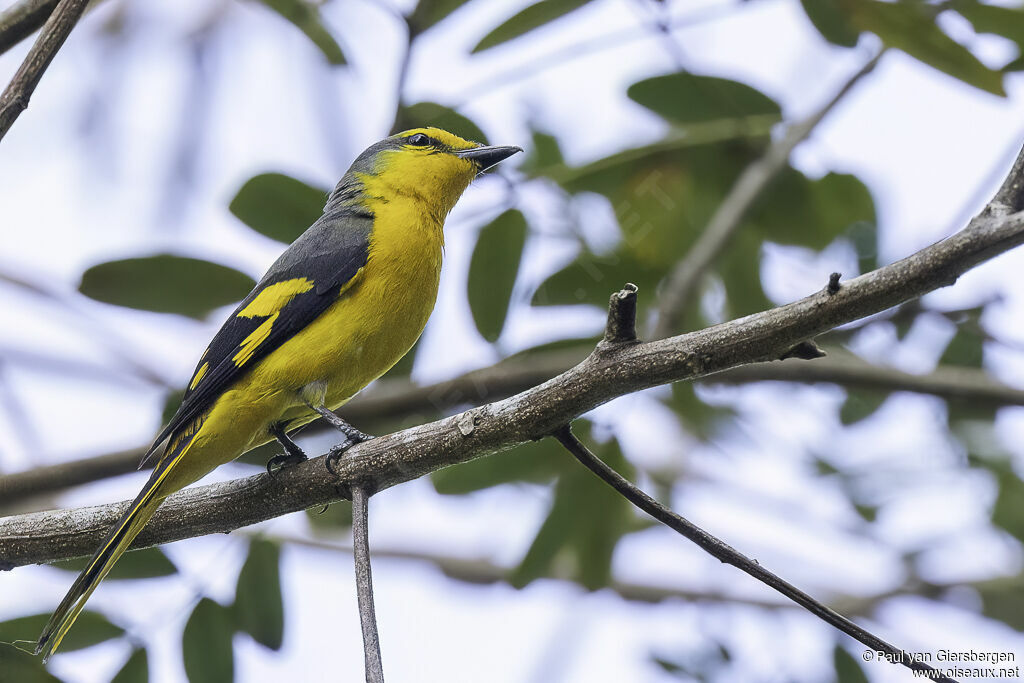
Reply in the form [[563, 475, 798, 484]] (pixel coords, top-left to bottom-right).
[[48, 547, 177, 580], [79, 255, 256, 319], [9, 0, 1024, 680], [473, 0, 594, 53], [0, 611, 123, 654], [256, 0, 346, 65], [233, 539, 285, 651], [183, 598, 234, 683], [467, 209, 527, 342], [110, 648, 149, 683], [229, 173, 328, 244], [393, 102, 489, 144]]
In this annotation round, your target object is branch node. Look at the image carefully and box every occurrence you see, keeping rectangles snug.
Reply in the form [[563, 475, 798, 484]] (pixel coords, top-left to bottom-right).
[[601, 283, 639, 347], [457, 407, 486, 437], [826, 272, 841, 295], [779, 340, 826, 361]]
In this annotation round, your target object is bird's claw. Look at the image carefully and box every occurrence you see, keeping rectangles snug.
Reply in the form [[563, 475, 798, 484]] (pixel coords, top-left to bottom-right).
[[324, 434, 376, 477], [266, 451, 307, 478]]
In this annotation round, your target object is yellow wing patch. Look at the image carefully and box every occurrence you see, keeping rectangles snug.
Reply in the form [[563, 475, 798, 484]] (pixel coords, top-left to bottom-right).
[[237, 278, 314, 318], [234, 314, 277, 367], [189, 361, 209, 390], [231, 278, 315, 368]]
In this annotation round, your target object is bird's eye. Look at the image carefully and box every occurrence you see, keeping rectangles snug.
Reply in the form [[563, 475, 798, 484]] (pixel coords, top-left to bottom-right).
[[405, 133, 431, 147]]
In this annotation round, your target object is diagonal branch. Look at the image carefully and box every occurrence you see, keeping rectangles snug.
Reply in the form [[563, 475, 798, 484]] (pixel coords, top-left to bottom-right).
[[550, 426, 953, 682], [652, 49, 884, 339], [6, 341, 1023, 507], [2, 171, 1024, 567], [0, 0, 57, 55], [0, 0, 90, 142]]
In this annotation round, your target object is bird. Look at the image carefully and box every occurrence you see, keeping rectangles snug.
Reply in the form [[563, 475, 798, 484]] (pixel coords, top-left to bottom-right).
[[36, 127, 522, 660]]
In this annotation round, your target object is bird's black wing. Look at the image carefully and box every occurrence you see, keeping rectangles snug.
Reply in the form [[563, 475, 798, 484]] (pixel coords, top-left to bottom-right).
[[140, 211, 372, 467]]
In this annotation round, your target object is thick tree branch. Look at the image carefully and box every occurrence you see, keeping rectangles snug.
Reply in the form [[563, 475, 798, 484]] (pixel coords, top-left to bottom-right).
[[6, 343, 1021, 507], [0, 350, 583, 506], [0, 0, 90, 142], [3, 176, 1024, 567], [551, 426, 953, 682], [653, 50, 883, 339]]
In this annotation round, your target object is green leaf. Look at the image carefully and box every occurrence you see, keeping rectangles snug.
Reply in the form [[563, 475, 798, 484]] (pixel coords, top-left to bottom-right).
[[162, 389, 185, 426], [504, 335, 598, 364], [305, 501, 353, 534], [432, 438, 566, 494], [716, 230, 772, 317], [532, 247, 660, 310], [511, 428, 635, 590], [833, 645, 870, 683], [750, 171, 877, 251], [628, 72, 781, 125], [468, 210, 527, 342], [839, 390, 887, 425], [407, 0, 473, 36], [951, 0, 1024, 53], [989, 460, 1024, 544], [183, 599, 234, 683], [800, 0, 860, 47], [975, 576, 1024, 631], [48, 547, 177, 580], [940, 328, 984, 368], [0, 612, 123, 653], [111, 648, 148, 683], [257, 0, 345, 64], [229, 173, 328, 244], [80, 255, 256, 319], [851, 0, 1005, 96], [666, 383, 735, 440], [392, 102, 488, 145], [519, 130, 564, 177], [473, 0, 592, 52], [233, 539, 284, 650], [846, 219, 879, 274], [0, 646, 61, 683]]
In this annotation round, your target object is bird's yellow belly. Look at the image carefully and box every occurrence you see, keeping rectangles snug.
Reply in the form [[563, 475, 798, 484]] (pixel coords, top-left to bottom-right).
[[159, 204, 444, 495]]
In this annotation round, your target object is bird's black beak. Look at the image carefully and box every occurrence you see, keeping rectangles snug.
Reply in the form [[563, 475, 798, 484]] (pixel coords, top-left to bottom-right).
[[455, 144, 522, 171]]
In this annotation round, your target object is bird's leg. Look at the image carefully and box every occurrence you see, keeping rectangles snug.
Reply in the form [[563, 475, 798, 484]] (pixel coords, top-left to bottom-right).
[[304, 402, 375, 476], [266, 422, 308, 476]]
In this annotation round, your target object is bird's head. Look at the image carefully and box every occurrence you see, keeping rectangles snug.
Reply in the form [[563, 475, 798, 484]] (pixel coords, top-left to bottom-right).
[[347, 127, 521, 219]]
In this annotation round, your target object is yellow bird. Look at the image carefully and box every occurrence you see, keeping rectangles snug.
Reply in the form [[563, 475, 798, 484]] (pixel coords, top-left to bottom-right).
[[36, 127, 521, 660]]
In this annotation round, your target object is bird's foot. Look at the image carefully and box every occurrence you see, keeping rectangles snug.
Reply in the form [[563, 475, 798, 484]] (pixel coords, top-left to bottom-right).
[[325, 433, 376, 477], [266, 450, 308, 477]]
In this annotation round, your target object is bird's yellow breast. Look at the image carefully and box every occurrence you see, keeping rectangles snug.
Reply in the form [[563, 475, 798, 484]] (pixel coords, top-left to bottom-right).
[[229, 191, 444, 444]]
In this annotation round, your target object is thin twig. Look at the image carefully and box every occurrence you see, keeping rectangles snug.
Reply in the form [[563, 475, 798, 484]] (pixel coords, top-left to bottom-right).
[[351, 485, 384, 683], [551, 425, 955, 683], [454, 4, 739, 106], [0, 0, 57, 55], [652, 50, 884, 339], [256, 532, 945, 616], [0, 0, 90, 142]]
